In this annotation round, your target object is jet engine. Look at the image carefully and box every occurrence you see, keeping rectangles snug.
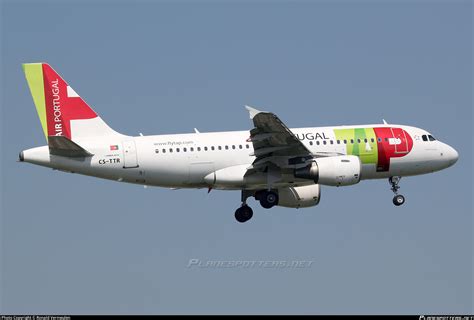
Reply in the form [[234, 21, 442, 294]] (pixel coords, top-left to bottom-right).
[[277, 184, 321, 208], [294, 155, 361, 186]]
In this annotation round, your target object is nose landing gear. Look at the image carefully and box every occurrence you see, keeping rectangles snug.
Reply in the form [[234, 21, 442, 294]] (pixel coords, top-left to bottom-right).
[[389, 176, 405, 206], [393, 194, 405, 206]]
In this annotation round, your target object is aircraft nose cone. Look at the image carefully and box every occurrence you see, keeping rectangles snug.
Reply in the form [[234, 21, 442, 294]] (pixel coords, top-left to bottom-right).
[[19, 151, 24, 162], [446, 145, 458, 166]]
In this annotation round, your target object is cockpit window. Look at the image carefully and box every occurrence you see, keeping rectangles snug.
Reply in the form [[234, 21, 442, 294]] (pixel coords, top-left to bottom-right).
[[422, 135, 428, 141], [428, 135, 436, 141]]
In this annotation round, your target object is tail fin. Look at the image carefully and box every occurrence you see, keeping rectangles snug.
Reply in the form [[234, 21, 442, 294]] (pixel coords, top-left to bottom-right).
[[23, 63, 121, 141]]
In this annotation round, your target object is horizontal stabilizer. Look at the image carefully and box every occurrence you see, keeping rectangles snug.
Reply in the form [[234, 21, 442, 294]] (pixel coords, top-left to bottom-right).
[[48, 136, 93, 157]]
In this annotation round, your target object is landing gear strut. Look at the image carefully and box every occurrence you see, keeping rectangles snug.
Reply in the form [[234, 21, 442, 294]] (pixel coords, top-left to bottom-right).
[[234, 190, 254, 223], [389, 176, 405, 206]]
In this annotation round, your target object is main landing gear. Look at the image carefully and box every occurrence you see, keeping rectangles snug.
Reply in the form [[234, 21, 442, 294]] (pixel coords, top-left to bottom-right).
[[234, 190, 254, 223], [255, 190, 279, 209], [234, 205, 253, 223], [234, 190, 280, 223], [389, 176, 405, 206]]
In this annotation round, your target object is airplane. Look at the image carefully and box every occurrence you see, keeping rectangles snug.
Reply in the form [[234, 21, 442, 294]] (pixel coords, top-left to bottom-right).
[[19, 63, 459, 223]]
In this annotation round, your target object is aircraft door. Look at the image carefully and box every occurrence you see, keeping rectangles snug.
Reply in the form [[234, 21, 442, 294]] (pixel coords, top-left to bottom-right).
[[390, 128, 409, 154], [122, 140, 139, 168]]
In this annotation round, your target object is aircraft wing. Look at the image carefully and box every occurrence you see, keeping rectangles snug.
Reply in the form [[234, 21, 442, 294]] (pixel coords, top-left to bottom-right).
[[245, 106, 314, 172]]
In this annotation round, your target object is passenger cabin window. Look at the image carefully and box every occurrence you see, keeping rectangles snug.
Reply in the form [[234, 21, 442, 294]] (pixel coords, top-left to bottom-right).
[[316, 141, 320, 145], [218, 146, 222, 150], [330, 140, 333, 144], [162, 149, 166, 153], [309, 141, 313, 146], [211, 146, 215, 151], [246, 144, 250, 149], [239, 145, 243, 149], [190, 147, 194, 152], [197, 147, 201, 151], [155, 149, 159, 153], [337, 140, 340, 144]]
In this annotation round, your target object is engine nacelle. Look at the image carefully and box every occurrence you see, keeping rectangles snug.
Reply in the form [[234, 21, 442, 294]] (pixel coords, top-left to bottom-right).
[[277, 184, 321, 208], [294, 155, 361, 187]]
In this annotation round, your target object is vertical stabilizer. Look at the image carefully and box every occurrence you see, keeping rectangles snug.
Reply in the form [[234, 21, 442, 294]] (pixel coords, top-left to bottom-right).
[[23, 63, 122, 141]]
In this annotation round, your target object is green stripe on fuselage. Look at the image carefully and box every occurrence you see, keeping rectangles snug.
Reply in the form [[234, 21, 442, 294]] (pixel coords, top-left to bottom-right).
[[334, 128, 378, 164], [23, 63, 47, 140]]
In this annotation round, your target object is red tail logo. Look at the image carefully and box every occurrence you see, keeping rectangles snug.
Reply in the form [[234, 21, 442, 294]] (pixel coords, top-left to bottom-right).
[[42, 64, 97, 139]]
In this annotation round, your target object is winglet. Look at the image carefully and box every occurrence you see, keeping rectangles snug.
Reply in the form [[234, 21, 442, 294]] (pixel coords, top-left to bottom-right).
[[245, 105, 262, 119]]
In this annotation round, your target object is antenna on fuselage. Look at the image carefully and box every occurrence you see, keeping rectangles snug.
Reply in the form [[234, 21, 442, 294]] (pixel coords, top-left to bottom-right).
[[382, 119, 388, 125], [194, 128, 200, 134]]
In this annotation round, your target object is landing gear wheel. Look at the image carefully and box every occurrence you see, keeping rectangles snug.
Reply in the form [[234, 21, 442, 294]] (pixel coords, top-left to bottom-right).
[[389, 176, 405, 206], [393, 195, 405, 206], [259, 191, 279, 209], [235, 205, 253, 223]]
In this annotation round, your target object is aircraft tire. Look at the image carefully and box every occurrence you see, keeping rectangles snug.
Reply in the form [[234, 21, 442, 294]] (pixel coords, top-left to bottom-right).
[[393, 194, 405, 206], [235, 205, 253, 223], [259, 191, 279, 209]]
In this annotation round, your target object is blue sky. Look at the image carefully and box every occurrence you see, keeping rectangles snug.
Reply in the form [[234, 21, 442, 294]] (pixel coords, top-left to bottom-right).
[[1, 0, 472, 314]]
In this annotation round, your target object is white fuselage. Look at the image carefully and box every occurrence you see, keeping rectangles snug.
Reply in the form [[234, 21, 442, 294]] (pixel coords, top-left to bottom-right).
[[21, 124, 458, 191]]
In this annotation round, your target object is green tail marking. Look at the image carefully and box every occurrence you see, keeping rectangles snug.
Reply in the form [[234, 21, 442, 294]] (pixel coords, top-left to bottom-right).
[[23, 63, 48, 140]]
